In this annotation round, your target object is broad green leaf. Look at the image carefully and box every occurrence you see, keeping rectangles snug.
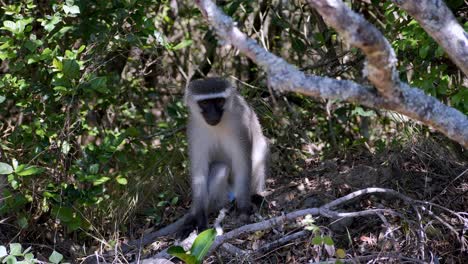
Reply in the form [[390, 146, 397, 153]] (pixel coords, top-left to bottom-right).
[[323, 236, 334, 246], [3, 255, 17, 264], [2, 21, 17, 33], [191, 228, 216, 262], [172, 39, 193, 50], [0, 246, 7, 258], [41, 15, 61, 32], [116, 176, 128, 185], [0, 162, 13, 175], [61, 141, 70, 154], [89, 77, 108, 93], [24, 253, 34, 261], [167, 246, 197, 264], [351, 107, 376, 117], [53, 86, 68, 93], [52, 58, 62, 71], [419, 45, 430, 59], [9, 243, 22, 256], [16, 166, 44, 176], [92, 176, 110, 186], [48, 251, 63, 264], [63, 5, 80, 15], [12, 159, 18, 170], [62, 59, 80, 79], [88, 164, 99, 174], [52, 207, 73, 222], [311, 236, 322, 245], [17, 216, 28, 228], [336, 248, 346, 258]]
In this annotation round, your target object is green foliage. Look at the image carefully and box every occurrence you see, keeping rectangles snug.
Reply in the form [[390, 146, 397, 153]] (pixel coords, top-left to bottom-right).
[[0, 0, 186, 237], [168, 229, 217, 264], [0, 243, 64, 264], [0, 0, 465, 260]]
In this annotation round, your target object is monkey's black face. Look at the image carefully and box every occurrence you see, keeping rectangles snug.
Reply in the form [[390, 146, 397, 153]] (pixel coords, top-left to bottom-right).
[[198, 98, 225, 126]]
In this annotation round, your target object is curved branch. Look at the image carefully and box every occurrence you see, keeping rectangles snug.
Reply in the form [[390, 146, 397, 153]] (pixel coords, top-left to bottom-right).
[[307, 0, 402, 100], [194, 0, 468, 148], [392, 0, 468, 76]]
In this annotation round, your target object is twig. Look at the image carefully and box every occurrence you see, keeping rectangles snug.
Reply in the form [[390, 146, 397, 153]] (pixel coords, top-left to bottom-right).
[[257, 230, 310, 253], [221, 243, 251, 257]]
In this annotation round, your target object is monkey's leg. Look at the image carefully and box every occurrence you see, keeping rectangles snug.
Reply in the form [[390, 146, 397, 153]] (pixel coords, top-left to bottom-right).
[[177, 160, 210, 238], [232, 155, 253, 221], [207, 162, 231, 210], [251, 137, 269, 195]]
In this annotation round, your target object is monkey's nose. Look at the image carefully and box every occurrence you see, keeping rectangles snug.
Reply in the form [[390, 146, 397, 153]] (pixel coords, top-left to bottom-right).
[[206, 119, 221, 126]]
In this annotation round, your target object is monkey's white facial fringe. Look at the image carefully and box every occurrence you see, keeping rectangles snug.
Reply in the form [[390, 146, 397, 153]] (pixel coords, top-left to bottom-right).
[[192, 90, 231, 101]]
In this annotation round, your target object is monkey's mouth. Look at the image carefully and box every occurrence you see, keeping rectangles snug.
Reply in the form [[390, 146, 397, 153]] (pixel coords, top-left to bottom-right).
[[206, 119, 221, 126]]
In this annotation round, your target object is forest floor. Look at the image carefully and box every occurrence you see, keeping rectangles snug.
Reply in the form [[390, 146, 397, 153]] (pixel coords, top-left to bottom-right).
[[1, 139, 467, 263], [138, 139, 467, 263]]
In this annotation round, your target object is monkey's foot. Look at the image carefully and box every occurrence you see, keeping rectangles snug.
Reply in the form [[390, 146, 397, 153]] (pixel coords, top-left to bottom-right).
[[175, 214, 207, 239]]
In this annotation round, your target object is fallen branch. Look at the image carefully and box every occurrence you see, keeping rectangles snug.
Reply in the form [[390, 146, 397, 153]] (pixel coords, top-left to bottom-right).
[[257, 230, 310, 254], [136, 187, 466, 263], [194, 0, 468, 148]]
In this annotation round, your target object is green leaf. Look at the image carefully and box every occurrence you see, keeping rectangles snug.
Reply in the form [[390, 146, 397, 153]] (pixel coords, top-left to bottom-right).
[[52, 58, 62, 71], [351, 106, 376, 117], [323, 236, 334, 246], [62, 59, 80, 79], [24, 253, 34, 261], [116, 176, 128, 185], [63, 5, 80, 15], [52, 207, 73, 222], [167, 246, 197, 264], [48, 251, 63, 264], [419, 45, 430, 59], [12, 159, 18, 170], [2, 21, 17, 33], [0, 246, 7, 258], [93, 176, 110, 186], [88, 164, 99, 174], [9, 243, 22, 256], [3, 255, 17, 264], [16, 166, 44, 176], [172, 39, 193, 50], [0, 162, 13, 175], [311, 236, 323, 245], [336, 248, 346, 258], [61, 141, 71, 154], [17, 216, 28, 228], [191, 228, 216, 263], [89, 77, 108, 93]]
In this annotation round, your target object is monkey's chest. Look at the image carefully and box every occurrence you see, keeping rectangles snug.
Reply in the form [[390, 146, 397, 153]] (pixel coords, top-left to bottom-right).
[[206, 133, 243, 162]]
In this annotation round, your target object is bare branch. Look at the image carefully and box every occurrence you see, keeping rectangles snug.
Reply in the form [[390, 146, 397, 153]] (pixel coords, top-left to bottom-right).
[[257, 230, 310, 253], [392, 0, 468, 76], [194, 0, 468, 148], [306, 0, 402, 100]]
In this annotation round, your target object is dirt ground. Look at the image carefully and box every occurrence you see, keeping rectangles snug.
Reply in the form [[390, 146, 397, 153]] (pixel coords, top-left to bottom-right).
[[140, 139, 468, 263]]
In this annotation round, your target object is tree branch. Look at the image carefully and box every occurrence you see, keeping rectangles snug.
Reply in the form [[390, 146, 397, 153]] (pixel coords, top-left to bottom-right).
[[194, 0, 468, 148], [307, 0, 402, 100], [392, 0, 468, 76]]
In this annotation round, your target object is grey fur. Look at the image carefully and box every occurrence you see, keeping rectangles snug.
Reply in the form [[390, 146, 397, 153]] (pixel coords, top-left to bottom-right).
[[185, 77, 269, 228]]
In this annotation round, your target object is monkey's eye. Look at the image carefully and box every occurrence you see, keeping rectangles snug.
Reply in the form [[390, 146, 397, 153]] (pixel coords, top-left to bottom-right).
[[215, 98, 225, 107], [198, 100, 210, 108]]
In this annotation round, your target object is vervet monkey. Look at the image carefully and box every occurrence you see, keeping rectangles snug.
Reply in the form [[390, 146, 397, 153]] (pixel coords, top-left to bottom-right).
[[179, 77, 269, 237]]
